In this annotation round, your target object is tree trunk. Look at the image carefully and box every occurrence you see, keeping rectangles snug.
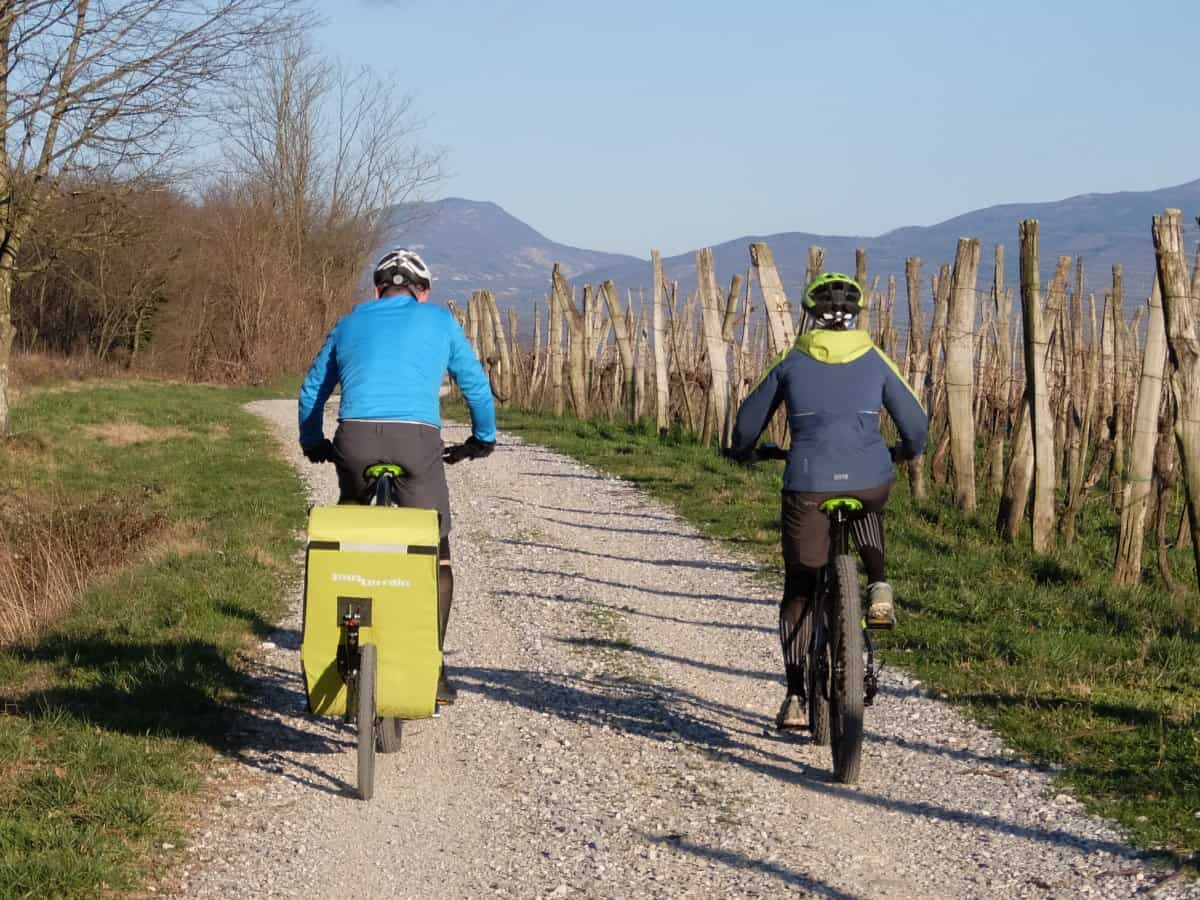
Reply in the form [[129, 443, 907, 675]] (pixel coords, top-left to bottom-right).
[[945, 237, 982, 512], [0, 267, 14, 435], [1113, 276, 1168, 586]]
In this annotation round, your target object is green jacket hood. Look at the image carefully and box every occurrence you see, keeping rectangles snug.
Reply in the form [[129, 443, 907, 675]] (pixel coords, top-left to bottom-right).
[[794, 329, 875, 364]]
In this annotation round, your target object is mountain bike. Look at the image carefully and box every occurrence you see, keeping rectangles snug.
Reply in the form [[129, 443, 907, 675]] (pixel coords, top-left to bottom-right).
[[750, 443, 882, 785]]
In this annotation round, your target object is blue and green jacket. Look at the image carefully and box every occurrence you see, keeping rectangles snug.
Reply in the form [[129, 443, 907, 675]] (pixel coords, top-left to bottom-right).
[[731, 329, 928, 493], [299, 294, 496, 448]]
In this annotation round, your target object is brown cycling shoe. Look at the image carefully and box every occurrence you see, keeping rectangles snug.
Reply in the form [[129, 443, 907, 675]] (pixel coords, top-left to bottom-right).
[[436, 665, 458, 704], [866, 582, 896, 629], [775, 694, 806, 730]]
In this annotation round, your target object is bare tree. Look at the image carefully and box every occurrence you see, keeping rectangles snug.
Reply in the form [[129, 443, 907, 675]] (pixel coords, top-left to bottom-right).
[[0, 0, 308, 432]]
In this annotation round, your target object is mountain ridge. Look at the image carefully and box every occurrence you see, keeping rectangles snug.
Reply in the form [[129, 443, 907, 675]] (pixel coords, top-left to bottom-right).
[[374, 180, 1200, 319]]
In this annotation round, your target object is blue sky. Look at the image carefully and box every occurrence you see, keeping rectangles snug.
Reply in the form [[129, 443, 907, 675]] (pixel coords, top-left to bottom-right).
[[315, 1, 1198, 257]]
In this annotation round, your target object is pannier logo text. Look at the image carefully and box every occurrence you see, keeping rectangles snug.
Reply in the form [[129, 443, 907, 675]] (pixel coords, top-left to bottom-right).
[[332, 573, 411, 589]]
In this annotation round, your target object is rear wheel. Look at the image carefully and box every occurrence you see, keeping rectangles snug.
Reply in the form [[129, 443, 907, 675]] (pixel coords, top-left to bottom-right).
[[357, 643, 378, 800], [377, 717, 403, 753], [830, 555, 865, 784], [804, 603, 830, 747]]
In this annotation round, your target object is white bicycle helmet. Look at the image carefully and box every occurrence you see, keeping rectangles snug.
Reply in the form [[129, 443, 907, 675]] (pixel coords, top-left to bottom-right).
[[373, 248, 433, 291]]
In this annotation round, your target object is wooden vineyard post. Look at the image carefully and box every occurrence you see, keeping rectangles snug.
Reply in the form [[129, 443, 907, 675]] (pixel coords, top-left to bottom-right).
[[652, 250, 670, 433], [750, 242, 795, 355], [944, 238, 982, 512], [531, 303, 544, 409], [697, 248, 731, 449], [548, 266, 566, 416], [1062, 291, 1103, 544], [927, 267, 952, 483], [987, 245, 1012, 495], [1154, 209, 1200, 588], [904, 257, 929, 501], [1109, 266, 1126, 512], [601, 280, 636, 423], [485, 291, 513, 403], [665, 280, 697, 433], [1019, 220, 1056, 553], [855, 248, 870, 333], [507, 307, 523, 406], [798, 245, 826, 335], [1113, 275, 1168, 586]]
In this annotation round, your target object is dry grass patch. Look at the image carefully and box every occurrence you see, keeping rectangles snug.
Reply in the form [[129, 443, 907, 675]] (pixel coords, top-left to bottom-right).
[[0, 492, 168, 645], [83, 421, 191, 446]]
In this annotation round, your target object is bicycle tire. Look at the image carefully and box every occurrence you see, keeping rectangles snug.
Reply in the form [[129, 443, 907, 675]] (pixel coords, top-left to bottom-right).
[[357, 643, 378, 800], [805, 604, 831, 747], [830, 554, 865, 784], [377, 717, 403, 753]]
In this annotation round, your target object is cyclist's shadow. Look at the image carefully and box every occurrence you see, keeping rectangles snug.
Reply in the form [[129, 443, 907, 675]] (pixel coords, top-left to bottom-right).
[[4, 631, 359, 799]]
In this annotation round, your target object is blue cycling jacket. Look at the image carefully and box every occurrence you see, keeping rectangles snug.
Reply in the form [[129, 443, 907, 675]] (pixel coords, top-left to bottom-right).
[[731, 329, 928, 493], [298, 293, 496, 448]]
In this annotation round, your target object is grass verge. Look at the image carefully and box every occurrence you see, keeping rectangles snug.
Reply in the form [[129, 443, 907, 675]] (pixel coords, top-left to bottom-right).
[[0, 383, 305, 898], [478, 404, 1200, 864]]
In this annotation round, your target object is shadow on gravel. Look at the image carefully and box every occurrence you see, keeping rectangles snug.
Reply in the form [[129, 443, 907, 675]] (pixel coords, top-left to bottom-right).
[[643, 832, 860, 899], [517, 471, 607, 481], [513, 500, 677, 523], [494, 590, 774, 636], [498, 539, 759, 573], [5, 633, 357, 799], [537, 515, 696, 540], [460, 665, 1144, 865], [500, 567, 774, 607], [561, 636, 778, 684]]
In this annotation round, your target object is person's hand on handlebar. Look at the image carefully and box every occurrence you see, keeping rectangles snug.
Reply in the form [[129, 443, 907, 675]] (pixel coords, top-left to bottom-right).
[[302, 438, 338, 464], [444, 435, 495, 465], [888, 445, 914, 463]]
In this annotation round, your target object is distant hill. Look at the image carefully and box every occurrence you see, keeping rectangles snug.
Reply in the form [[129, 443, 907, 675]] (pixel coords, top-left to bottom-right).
[[375, 183, 1200, 326], [583, 180, 1200, 318], [373, 198, 640, 302]]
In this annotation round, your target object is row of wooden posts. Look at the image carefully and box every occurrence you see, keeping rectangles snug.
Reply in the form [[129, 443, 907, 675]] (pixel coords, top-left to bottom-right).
[[448, 209, 1200, 591]]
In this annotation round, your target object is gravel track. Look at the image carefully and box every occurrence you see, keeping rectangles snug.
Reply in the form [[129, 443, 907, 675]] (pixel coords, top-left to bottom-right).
[[168, 400, 1194, 899]]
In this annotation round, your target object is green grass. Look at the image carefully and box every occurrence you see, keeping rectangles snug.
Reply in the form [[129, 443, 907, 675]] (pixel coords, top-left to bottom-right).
[[0, 383, 305, 899], [474, 404, 1200, 863]]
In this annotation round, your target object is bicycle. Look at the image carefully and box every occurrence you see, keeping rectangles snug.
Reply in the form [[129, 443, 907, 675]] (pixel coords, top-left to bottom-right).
[[748, 443, 883, 785], [307, 444, 478, 801]]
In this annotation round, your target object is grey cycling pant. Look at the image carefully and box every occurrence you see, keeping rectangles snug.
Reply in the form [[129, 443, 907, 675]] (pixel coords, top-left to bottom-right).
[[332, 420, 452, 541]]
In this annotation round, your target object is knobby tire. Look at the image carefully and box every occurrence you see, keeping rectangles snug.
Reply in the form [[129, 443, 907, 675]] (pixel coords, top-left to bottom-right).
[[804, 603, 831, 747], [830, 555, 865, 784]]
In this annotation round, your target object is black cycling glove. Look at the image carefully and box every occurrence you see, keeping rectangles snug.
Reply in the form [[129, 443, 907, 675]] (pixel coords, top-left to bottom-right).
[[302, 438, 337, 464], [444, 436, 495, 465]]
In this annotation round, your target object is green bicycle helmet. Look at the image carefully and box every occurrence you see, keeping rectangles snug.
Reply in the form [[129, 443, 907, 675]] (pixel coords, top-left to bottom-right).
[[803, 272, 863, 328]]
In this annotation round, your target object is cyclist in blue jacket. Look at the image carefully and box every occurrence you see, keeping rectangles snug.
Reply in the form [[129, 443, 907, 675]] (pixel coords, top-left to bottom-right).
[[299, 248, 496, 703], [729, 273, 928, 730]]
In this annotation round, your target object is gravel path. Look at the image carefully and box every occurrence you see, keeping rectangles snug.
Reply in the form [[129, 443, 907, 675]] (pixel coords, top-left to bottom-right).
[[169, 400, 1193, 899]]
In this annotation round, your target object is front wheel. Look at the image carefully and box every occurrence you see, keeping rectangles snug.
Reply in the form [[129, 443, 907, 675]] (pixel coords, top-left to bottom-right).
[[357, 643, 378, 800], [830, 555, 865, 784], [804, 605, 830, 747]]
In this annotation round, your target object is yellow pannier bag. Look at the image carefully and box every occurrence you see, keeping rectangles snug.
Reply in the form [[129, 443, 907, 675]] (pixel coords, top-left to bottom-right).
[[301, 505, 441, 719]]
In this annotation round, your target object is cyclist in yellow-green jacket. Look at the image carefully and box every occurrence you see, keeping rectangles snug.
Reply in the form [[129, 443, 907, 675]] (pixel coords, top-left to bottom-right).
[[729, 273, 928, 730]]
